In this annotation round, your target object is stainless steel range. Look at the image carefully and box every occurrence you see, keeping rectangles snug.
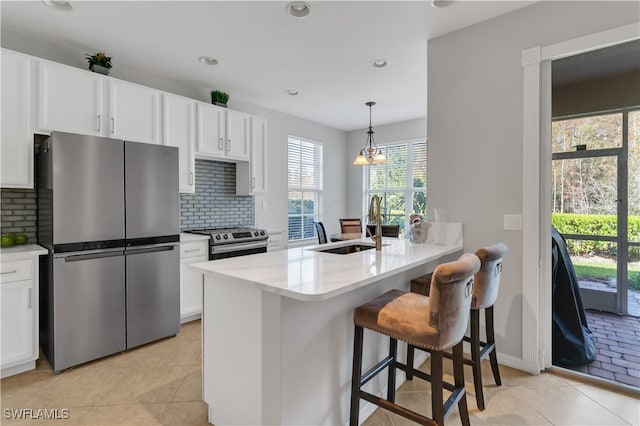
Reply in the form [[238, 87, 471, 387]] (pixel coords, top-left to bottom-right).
[[186, 227, 269, 260]]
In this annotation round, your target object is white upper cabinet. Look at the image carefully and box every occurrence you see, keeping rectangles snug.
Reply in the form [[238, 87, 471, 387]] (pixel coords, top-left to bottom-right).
[[1, 49, 33, 188], [163, 93, 195, 193], [196, 102, 225, 157], [109, 79, 161, 144], [37, 59, 105, 136], [195, 103, 249, 162], [237, 116, 267, 195], [225, 109, 250, 161]]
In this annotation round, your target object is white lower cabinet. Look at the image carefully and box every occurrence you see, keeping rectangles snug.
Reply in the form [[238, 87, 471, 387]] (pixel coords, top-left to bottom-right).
[[1, 246, 47, 378], [180, 239, 208, 323]]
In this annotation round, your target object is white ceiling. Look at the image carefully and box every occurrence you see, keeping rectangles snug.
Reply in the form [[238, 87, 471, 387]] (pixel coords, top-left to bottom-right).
[[1, 1, 536, 131]]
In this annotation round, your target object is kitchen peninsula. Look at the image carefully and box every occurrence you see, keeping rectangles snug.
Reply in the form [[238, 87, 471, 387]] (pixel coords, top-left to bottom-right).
[[191, 223, 463, 425]]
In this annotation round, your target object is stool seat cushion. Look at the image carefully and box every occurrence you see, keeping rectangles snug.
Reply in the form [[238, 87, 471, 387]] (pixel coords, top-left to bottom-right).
[[354, 289, 443, 350]]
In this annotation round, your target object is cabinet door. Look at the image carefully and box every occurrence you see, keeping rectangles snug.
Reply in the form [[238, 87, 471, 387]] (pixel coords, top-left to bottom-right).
[[37, 60, 104, 136], [163, 93, 195, 193], [109, 79, 161, 144], [1, 280, 34, 366], [196, 102, 226, 158], [1, 49, 32, 188], [225, 109, 250, 161], [250, 116, 267, 194], [180, 256, 206, 322]]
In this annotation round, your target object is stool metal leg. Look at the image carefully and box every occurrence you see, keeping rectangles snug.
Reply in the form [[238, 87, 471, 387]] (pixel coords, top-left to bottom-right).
[[388, 338, 398, 403], [453, 341, 471, 426], [430, 351, 444, 426], [470, 309, 485, 410], [406, 344, 415, 381], [350, 325, 364, 426], [486, 306, 502, 386]]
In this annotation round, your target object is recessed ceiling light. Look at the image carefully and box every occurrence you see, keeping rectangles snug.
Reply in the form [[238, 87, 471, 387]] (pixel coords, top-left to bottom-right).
[[285, 89, 299, 96], [287, 1, 311, 18], [372, 59, 389, 68], [431, 1, 454, 8], [41, 0, 72, 11], [198, 56, 218, 66]]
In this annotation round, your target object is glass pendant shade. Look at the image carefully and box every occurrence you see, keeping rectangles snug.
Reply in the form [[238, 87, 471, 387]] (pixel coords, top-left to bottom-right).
[[353, 101, 387, 166]]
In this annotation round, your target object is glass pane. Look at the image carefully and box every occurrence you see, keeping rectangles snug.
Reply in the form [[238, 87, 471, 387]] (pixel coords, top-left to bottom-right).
[[629, 110, 640, 243], [413, 141, 427, 189], [413, 191, 427, 216], [566, 238, 618, 294], [384, 192, 405, 232], [302, 215, 315, 239], [288, 216, 302, 240], [302, 192, 315, 214], [368, 166, 386, 189], [288, 191, 301, 215], [628, 256, 640, 317], [552, 113, 622, 153], [552, 156, 617, 237], [386, 145, 407, 189]]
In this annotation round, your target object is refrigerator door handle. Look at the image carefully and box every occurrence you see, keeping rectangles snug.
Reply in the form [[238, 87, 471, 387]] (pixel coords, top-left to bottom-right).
[[62, 250, 124, 262], [126, 244, 177, 256]]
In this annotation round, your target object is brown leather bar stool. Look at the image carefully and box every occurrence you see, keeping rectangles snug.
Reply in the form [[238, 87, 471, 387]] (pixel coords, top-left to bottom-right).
[[407, 243, 509, 411], [350, 253, 481, 426]]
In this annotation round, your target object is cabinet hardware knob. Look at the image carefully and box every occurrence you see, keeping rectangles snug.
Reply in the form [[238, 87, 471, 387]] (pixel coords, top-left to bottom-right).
[[218, 138, 224, 151], [189, 172, 194, 185], [184, 248, 199, 253], [28, 288, 32, 309], [0, 270, 17, 275], [97, 115, 101, 132], [111, 117, 115, 134]]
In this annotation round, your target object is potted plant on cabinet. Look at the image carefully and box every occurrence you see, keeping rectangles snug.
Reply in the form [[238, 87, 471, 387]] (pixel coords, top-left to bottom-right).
[[85, 51, 112, 75], [211, 90, 229, 108]]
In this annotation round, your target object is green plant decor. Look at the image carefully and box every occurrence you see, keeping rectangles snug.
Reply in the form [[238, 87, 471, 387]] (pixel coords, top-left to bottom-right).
[[85, 51, 112, 70], [211, 90, 229, 105]]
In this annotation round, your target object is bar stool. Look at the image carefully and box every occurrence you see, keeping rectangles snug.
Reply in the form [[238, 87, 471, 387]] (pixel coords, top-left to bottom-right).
[[350, 253, 481, 426], [407, 243, 509, 411]]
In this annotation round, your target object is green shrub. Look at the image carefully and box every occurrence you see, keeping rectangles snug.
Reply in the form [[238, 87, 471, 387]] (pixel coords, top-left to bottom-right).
[[551, 213, 640, 260], [629, 272, 640, 291]]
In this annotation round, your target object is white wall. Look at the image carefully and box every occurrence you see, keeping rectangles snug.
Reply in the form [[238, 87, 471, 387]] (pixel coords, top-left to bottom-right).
[[345, 117, 427, 219], [1, 29, 348, 242], [427, 1, 639, 361]]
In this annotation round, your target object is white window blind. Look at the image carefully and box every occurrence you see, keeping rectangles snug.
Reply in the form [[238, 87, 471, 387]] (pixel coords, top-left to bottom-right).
[[288, 137, 323, 241]]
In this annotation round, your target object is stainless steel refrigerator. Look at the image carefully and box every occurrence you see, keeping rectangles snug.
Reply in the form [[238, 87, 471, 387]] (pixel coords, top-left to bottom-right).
[[38, 131, 180, 372]]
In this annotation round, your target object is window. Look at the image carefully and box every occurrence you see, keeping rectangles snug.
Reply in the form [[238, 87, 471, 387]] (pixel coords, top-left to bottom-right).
[[364, 140, 427, 236], [288, 136, 323, 241]]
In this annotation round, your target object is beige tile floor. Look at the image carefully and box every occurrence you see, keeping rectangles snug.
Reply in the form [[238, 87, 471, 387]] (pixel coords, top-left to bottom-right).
[[1, 319, 638, 425]]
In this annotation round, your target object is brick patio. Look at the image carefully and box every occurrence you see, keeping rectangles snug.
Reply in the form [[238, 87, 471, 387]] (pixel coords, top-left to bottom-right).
[[563, 309, 640, 388]]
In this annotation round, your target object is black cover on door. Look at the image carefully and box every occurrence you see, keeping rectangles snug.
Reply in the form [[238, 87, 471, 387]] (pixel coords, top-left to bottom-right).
[[551, 226, 597, 366]]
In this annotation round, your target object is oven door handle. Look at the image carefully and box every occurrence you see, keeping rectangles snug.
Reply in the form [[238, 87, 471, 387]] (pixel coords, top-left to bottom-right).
[[211, 240, 268, 254]]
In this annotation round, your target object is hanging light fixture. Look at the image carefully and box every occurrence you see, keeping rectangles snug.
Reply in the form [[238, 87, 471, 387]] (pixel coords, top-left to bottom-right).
[[353, 101, 387, 166]]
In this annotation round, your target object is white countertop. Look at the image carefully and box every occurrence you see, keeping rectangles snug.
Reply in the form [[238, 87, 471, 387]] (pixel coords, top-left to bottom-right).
[[0, 244, 48, 258], [180, 232, 210, 242], [191, 237, 462, 301]]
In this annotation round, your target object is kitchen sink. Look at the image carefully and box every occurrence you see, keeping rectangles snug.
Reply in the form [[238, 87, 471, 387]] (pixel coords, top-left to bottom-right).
[[313, 243, 376, 255]]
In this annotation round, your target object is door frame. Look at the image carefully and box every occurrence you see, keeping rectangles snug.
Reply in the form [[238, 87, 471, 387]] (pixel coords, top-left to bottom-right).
[[521, 22, 639, 373]]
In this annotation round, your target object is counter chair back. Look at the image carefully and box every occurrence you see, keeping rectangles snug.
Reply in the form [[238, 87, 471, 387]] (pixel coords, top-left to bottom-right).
[[339, 218, 362, 234], [407, 242, 509, 411], [313, 221, 328, 244], [350, 253, 481, 426]]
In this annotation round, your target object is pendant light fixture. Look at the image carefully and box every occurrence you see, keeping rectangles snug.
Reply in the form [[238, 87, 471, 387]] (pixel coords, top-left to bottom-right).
[[353, 101, 387, 166]]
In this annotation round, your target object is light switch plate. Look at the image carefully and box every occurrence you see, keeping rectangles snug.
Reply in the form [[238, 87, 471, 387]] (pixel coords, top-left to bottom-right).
[[504, 214, 522, 231]]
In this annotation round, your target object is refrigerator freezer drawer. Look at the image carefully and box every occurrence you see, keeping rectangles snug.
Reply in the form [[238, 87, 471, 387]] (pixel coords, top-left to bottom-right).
[[126, 244, 180, 349], [52, 252, 126, 371]]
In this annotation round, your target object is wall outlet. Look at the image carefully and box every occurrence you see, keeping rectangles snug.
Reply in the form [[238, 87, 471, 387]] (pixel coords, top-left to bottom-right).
[[504, 214, 522, 231]]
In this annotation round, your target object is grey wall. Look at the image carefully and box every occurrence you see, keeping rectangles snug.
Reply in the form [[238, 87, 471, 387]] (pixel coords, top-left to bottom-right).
[[427, 1, 639, 360], [180, 160, 253, 230]]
